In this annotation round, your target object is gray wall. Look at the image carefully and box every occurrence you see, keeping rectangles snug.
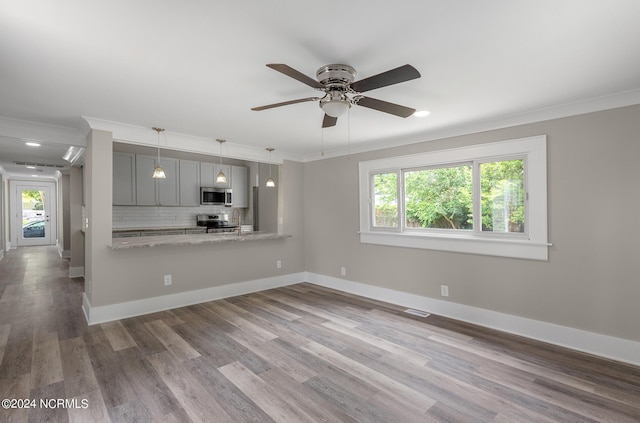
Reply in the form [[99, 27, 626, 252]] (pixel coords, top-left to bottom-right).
[[69, 166, 84, 272], [58, 173, 71, 253], [304, 104, 640, 342]]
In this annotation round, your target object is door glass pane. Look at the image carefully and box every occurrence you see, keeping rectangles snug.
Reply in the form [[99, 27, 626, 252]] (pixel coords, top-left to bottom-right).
[[480, 159, 525, 233], [22, 190, 46, 238], [404, 165, 473, 230], [372, 172, 398, 228]]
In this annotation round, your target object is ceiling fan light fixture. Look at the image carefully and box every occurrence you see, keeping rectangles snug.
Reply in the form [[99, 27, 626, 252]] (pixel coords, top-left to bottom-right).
[[321, 98, 351, 118]]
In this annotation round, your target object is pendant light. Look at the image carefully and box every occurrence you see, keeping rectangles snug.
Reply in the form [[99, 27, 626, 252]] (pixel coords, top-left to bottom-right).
[[152, 127, 166, 179], [265, 148, 276, 188], [216, 139, 227, 184]]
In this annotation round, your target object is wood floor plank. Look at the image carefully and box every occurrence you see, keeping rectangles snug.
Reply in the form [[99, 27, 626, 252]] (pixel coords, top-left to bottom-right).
[[227, 331, 316, 383], [300, 340, 437, 413], [0, 323, 10, 365], [218, 360, 316, 423], [183, 356, 275, 423], [262, 290, 361, 328], [144, 319, 201, 362], [322, 320, 432, 366], [101, 320, 137, 351], [30, 331, 63, 389], [1, 246, 639, 422], [0, 373, 30, 423], [259, 366, 361, 423], [205, 300, 279, 343], [241, 295, 303, 321], [148, 351, 235, 423], [59, 336, 101, 399], [67, 388, 110, 423]]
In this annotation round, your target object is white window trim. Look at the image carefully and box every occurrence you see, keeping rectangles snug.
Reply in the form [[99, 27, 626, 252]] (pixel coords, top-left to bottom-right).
[[358, 135, 549, 260]]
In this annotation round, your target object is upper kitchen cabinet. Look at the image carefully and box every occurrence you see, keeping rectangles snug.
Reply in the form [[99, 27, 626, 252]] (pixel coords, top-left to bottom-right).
[[231, 165, 249, 208], [113, 152, 136, 205], [179, 159, 200, 206], [157, 157, 180, 206], [135, 155, 180, 206], [200, 161, 230, 188]]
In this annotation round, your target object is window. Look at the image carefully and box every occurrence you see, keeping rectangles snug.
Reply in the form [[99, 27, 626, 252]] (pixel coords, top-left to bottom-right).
[[372, 172, 399, 229], [358, 136, 548, 260], [404, 164, 473, 230]]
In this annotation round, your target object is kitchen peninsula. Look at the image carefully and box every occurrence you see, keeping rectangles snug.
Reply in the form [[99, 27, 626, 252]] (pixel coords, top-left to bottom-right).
[[111, 231, 291, 249]]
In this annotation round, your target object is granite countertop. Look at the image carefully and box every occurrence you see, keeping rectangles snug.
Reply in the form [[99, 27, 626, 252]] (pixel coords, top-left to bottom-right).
[[110, 232, 291, 249]]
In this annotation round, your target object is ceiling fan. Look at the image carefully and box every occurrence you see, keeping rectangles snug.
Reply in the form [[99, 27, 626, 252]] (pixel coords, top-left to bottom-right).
[[251, 63, 421, 128]]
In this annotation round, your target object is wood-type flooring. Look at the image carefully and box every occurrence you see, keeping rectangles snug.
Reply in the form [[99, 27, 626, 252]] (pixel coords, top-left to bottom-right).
[[1, 246, 639, 422]]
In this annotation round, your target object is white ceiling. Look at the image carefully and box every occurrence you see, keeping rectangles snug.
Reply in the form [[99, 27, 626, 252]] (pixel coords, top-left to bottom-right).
[[1, 1, 640, 178]]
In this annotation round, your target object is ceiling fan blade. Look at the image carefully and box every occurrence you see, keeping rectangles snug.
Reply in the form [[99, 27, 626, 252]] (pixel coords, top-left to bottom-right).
[[251, 97, 320, 111], [266, 64, 324, 89], [322, 114, 337, 128], [350, 64, 420, 93], [355, 96, 416, 118]]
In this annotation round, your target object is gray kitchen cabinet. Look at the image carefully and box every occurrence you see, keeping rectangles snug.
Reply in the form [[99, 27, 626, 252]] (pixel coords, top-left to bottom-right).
[[179, 159, 200, 206], [185, 228, 206, 234], [135, 155, 158, 205], [112, 231, 140, 238], [142, 229, 185, 236], [136, 155, 180, 206], [158, 157, 180, 206], [200, 161, 230, 188], [113, 152, 136, 205], [200, 162, 214, 187], [231, 165, 249, 208]]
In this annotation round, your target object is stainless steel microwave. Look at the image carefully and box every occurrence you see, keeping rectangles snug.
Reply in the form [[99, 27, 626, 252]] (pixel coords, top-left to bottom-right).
[[200, 187, 232, 206]]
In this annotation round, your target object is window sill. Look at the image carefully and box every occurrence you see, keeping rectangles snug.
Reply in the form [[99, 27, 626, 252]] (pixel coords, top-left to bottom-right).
[[359, 231, 550, 260]]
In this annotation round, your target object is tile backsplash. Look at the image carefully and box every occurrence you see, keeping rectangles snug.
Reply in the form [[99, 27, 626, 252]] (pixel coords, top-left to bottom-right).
[[113, 206, 247, 229]]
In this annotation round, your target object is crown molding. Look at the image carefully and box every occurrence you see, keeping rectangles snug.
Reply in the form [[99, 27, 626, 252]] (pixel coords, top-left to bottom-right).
[[301, 88, 640, 162]]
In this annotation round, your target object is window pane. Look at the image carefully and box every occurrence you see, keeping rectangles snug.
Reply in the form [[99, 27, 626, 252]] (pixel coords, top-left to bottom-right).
[[373, 172, 398, 228], [480, 159, 525, 233], [22, 190, 46, 238], [404, 165, 473, 230]]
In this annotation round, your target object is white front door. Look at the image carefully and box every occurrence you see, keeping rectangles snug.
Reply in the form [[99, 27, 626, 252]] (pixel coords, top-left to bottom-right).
[[15, 183, 55, 247]]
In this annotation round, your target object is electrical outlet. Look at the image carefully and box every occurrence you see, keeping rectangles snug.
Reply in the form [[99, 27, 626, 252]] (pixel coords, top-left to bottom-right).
[[340, 267, 346, 276], [440, 285, 449, 297], [276, 260, 282, 269], [164, 274, 172, 286]]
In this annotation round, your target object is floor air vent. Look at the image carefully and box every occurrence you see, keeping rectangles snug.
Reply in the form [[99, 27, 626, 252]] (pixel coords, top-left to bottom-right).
[[404, 308, 430, 318]]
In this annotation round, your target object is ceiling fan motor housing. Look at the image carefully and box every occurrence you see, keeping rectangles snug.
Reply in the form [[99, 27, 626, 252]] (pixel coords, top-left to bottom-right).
[[316, 64, 357, 89]]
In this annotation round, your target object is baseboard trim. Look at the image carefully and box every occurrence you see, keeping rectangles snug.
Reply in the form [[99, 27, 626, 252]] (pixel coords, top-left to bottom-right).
[[306, 272, 640, 368], [69, 266, 84, 278], [82, 272, 305, 325], [56, 243, 71, 258]]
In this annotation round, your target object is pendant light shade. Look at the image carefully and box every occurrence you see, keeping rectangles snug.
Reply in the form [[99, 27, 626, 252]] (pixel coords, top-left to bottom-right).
[[265, 148, 275, 188], [216, 139, 227, 184], [152, 127, 166, 179]]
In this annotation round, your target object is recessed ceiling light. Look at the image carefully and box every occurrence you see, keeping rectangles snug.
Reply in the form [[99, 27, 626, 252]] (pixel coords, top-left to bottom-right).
[[31, 174, 38, 177], [413, 110, 431, 117], [25, 142, 41, 147], [26, 165, 37, 169]]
